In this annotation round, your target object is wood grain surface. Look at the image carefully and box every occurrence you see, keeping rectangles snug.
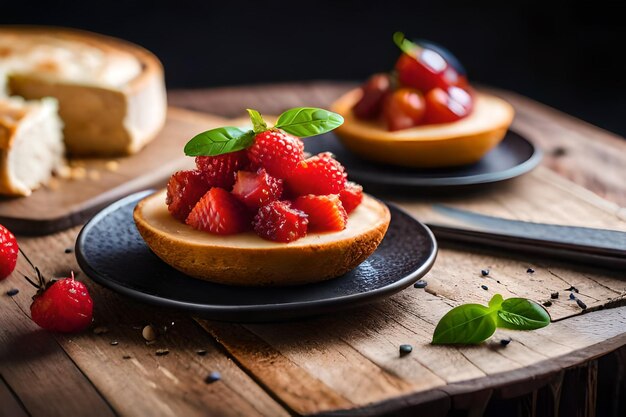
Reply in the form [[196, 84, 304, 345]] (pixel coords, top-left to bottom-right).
[[0, 108, 224, 235], [0, 82, 625, 417]]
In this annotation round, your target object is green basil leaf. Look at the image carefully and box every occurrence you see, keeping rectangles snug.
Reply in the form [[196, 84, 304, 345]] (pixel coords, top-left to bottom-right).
[[393, 31, 418, 55], [274, 107, 344, 138], [488, 294, 504, 309], [432, 304, 497, 345], [497, 298, 551, 330], [246, 108, 267, 134], [184, 127, 255, 156]]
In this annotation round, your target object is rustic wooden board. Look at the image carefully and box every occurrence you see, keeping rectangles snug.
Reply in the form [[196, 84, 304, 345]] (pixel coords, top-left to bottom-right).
[[0, 107, 223, 236]]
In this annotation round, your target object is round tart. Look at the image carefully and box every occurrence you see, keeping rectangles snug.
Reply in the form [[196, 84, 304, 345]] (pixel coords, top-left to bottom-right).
[[134, 190, 391, 286], [331, 88, 515, 168]]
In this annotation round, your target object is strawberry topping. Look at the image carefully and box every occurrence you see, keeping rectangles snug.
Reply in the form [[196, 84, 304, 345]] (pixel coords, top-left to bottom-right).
[[339, 182, 364, 214], [253, 201, 308, 243], [196, 150, 248, 189], [186, 188, 250, 235], [292, 195, 348, 232], [247, 130, 305, 179], [166, 170, 211, 222], [287, 152, 347, 196], [232, 169, 283, 210]]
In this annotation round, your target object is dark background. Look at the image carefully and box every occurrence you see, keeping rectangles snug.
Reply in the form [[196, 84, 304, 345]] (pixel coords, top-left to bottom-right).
[[4, 1, 626, 136]]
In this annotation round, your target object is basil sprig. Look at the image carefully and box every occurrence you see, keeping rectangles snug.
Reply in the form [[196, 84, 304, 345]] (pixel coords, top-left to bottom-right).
[[432, 294, 550, 345], [184, 107, 343, 157]]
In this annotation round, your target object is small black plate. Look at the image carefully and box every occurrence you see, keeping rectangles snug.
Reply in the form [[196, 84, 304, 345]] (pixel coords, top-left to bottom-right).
[[304, 131, 542, 190], [75, 191, 437, 322]]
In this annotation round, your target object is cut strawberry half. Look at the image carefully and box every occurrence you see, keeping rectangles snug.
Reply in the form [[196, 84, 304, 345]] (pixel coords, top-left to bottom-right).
[[286, 152, 347, 196], [166, 170, 211, 222], [247, 129, 305, 179], [253, 201, 308, 243], [232, 169, 283, 210], [339, 182, 364, 214], [292, 194, 348, 232], [186, 188, 250, 235], [195, 150, 248, 189]]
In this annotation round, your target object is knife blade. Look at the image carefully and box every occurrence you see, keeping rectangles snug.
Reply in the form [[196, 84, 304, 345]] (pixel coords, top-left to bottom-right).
[[426, 205, 626, 269]]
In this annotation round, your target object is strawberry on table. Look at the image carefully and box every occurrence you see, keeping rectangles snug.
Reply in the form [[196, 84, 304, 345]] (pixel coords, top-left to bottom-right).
[[195, 150, 248, 189], [339, 182, 364, 214], [253, 201, 308, 243], [287, 152, 347, 196], [166, 170, 211, 222], [232, 169, 283, 210], [186, 188, 250, 235], [292, 195, 347, 232], [0, 224, 18, 280]]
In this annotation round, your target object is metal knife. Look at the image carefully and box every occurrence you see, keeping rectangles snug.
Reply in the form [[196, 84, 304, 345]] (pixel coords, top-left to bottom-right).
[[426, 205, 626, 269]]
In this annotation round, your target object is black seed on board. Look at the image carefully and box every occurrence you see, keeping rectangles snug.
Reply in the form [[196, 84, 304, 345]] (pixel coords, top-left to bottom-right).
[[205, 371, 221, 384], [566, 286, 579, 293], [64, 248, 74, 254], [481, 269, 489, 276], [569, 293, 576, 300], [6, 288, 19, 297], [576, 299, 588, 310], [481, 285, 489, 291], [196, 349, 208, 356], [110, 341, 119, 346], [551, 292, 559, 299], [413, 280, 427, 289], [527, 268, 535, 273], [542, 301, 552, 307], [399, 344, 413, 356], [500, 338, 512, 346]]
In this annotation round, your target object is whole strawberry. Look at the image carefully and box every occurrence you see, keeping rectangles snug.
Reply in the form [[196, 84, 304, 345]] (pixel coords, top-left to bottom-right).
[[0, 224, 18, 280], [30, 272, 93, 333]]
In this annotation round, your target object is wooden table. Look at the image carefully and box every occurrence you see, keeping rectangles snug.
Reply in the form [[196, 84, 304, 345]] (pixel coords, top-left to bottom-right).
[[2, 82, 626, 417]]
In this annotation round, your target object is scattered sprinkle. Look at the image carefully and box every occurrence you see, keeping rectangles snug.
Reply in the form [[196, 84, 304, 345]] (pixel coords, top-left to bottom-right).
[[413, 280, 427, 289], [551, 292, 559, 299], [569, 293, 576, 300], [542, 301, 552, 307], [576, 299, 587, 310], [196, 349, 208, 356], [6, 288, 19, 297], [566, 286, 579, 293], [496, 280, 501, 284], [64, 248, 74, 254], [155, 349, 169, 356], [399, 344, 413, 356], [481, 285, 489, 291], [205, 371, 221, 384], [122, 355, 131, 360], [500, 338, 512, 346], [481, 269, 489, 276], [527, 268, 535, 274], [142, 325, 158, 341], [110, 341, 119, 346], [93, 326, 109, 335]]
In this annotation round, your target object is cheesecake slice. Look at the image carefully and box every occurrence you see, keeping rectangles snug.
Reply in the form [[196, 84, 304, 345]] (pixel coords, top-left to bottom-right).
[[0, 97, 64, 196], [0, 27, 166, 156], [134, 190, 391, 286]]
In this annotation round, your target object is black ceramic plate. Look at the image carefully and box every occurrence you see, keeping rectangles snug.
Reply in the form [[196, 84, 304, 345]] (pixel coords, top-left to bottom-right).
[[304, 130, 542, 190], [76, 191, 437, 322]]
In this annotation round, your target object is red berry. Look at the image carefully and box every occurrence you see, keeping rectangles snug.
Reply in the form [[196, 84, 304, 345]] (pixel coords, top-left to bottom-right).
[[253, 201, 308, 243], [353, 73, 392, 119], [292, 195, 347, 232], [423, 86, 473, 124], [247, 130, 305, 179], [166, 170, 211, 222], [30, 274, 93, 333], [195, 150, 248, 189], [287, 152, 347, 196], [339, 182, 364, 214], [232, 169, 283, 210], [0, 224, 18, 280], [186, 188, 250, 235], [383, 87, 426, 131]]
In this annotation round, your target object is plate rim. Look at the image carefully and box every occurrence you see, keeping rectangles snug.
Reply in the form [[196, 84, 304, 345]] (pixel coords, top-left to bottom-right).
[[323, 130, 543, 187], [75, 191, 438, 319]]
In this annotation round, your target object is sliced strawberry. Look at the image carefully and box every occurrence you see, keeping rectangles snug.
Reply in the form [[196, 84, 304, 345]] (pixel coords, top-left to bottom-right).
[[286, 152, 347, 196], [292, 195, 347, 232], [195, 150, 248, 189], [186, 188, 250, 235], [232, 169, 283, 210], [253, 201, 308, 243], [247, 129, 305, 179], [166, 170, 211, 222], [339, 182, 364, 214]]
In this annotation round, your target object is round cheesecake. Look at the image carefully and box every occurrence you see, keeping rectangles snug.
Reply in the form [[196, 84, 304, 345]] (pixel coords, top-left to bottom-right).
[[0, 26, 166, 156], [134, 190, 391, 286], [331, 88, 515, 168]]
